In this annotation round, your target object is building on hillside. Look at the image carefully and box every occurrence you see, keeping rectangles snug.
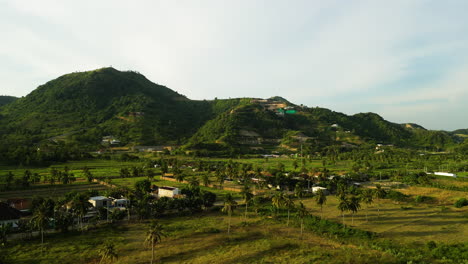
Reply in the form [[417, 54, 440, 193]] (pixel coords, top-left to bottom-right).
[[112, 199, 129, 208], [433, 172, 457, 178], [0, 202, 22, 228], [158, 186, 180, 198], [311, 186, 329, 195], [88, 196, 112, 208]]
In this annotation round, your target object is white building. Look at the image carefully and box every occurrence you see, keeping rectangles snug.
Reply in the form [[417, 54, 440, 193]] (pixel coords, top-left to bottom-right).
[[158, 187, 180, 198], [88, 196, 112, 208], [311, 186, 329, 195], [113, 199, 129, 208], [434, 172, 457, 178]]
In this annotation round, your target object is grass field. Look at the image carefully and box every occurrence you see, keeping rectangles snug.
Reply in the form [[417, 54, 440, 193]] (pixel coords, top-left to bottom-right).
[[300, 195, 468, 244], [2, 212, 396, 264]]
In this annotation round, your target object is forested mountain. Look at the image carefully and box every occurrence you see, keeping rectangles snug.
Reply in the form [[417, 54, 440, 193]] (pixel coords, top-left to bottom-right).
[[452, 129, 468, 135], [0, 67, 462, 164], [0, 95, 18, 107]]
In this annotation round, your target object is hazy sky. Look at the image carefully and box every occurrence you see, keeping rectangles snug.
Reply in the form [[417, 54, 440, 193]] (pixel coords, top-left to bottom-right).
[[1, 1, 467, 130]]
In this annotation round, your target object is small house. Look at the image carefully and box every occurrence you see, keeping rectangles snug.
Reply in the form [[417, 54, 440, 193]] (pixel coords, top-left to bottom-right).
[[88, 196, 112, 208], [113, 199, 129, 208], [158, 187, 180, 198], [0, 202, 22, 228], [311, 187, 329, 195]]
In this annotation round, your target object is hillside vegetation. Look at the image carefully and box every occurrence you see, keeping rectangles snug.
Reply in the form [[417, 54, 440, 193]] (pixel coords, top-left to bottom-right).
[[0, 96, 18, 107], [0, 68, 463, 165]]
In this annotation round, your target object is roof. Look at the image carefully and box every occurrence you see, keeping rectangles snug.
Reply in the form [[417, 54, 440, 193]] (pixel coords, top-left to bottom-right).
[[159, 186, 178, 191], [0, 202, 22, 221], [89, 196, 111, 201]]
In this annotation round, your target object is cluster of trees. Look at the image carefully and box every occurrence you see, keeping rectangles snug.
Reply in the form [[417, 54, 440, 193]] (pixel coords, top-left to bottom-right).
[[130, 179, 217, 220]]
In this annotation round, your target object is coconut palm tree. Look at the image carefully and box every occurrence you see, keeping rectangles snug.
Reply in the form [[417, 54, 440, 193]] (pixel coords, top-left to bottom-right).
[[271, 192, 285, 217], [71, 194, 92, 229], [337, 194, 350, 229], [145, 221, 165, 264], [31, 201, 50, 245], [374, 184, 387, 217], [201, 173, 211, 187], [348, 195, 361, 225], [315, 189, 327, 219], [222, 193, 237, 235], [283, 195, 295, 226], [98, 242, 118, 264], [296, 202, 309, 239], [294, 183, 304, 201], [240, 184, 253, 221], [359, 188, 374, 222]]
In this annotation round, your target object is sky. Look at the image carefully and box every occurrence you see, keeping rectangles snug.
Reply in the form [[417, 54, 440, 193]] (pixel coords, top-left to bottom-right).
[[0, 0, 467, 131]]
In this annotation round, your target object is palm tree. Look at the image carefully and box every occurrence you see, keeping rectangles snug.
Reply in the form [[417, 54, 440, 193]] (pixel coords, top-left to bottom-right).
[[71, 194, 92, 229], [216, 171, 225, 189], [271, 192, 285, 217], [222, 193, 237, 235], [296, 202, 309, 239], [374, 184, 387, 217], [283, 195, 295, 226], [31, 202, 50, 245], [145, 221, 165, 264], [98, 242, 118, 264], [187, 176, 199, 189], [240, 185, 253, 221], [201, 173, 211, 187], [349, 195, 361, 225], [359, 188, 374, 222], [315, 189, 327, 219], [337, 194, 350, 229], [174, 173, 185, 183], [294, 183, 304, 201]]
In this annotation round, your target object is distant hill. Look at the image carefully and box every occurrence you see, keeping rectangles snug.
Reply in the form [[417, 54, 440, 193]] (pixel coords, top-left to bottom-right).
[[0, 96, 18, 107], [0, 67, 462, 163], [452, 129, 468, 135]]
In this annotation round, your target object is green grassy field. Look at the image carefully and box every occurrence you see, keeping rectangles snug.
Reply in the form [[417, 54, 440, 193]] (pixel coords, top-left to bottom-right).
[[3, 212, 396, 264]]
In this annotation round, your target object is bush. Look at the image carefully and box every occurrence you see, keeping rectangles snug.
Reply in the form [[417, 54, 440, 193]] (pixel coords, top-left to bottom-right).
[[454, 198, 468, 208], [385, 190, 409, 202]]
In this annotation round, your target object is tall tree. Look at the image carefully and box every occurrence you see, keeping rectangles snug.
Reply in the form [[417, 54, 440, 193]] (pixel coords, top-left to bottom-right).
[[222, 193, 237, 235], [349, 195, 361, 225], [283, 195, 295, 226], [296, 202, 309, 239], [83, 166, 93, 183], [201, 173, 211, 187], [271, 192, 285, 217], [315, 189, 327, 219], [374, 184, 387, 218], [31, 200, 53, 245], [5, 171, 14, 190], [240, 185, 253, 221], [145, 221, 165, 264], [71, 194, 92, 229], [337, 195, 350, 229], [359, 188, 374, 222]]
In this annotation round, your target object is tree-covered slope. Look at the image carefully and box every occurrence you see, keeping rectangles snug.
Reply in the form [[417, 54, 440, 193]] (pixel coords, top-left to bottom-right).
[[0, 95, 18, 107], [0, 68, 246, 149], [0, 67, 462, 164]]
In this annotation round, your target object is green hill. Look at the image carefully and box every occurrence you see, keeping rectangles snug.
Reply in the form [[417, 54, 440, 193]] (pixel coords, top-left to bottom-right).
[[0, 67, 462, 164], [0, 95, 18, 107], [452, 128, 468, 135]]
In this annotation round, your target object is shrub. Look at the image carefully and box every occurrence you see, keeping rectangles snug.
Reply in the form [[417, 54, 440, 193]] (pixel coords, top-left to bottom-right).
[[454, 198, 468, 208]]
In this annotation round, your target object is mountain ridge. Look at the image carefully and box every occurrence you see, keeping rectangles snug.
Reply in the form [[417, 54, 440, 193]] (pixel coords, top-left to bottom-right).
[[0, 67, 463, 164]]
